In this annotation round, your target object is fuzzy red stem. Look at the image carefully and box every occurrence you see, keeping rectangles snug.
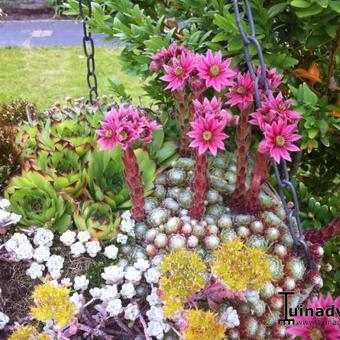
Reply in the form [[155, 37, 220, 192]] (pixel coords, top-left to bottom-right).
[[304, 217, 340, 244], [246, 150, 270, 214], [174, 90, 194, 156], [229, 107, 252, 212], [122, 146, 145, 221], [190, 153, 208, 220]]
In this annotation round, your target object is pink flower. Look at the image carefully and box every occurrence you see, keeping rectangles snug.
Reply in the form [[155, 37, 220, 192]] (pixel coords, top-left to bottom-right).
[[250, 92, 301, 130], [193, 97, 233, 124], [287, 294, 340, 340], [255, 66, 283, 90], [96, 106, 160, 150], [249, 102, 279, 130], [267, 92, 301, 123], [160, 51, 195, 91], [226, 72, 254, 111], [187, 115, 228, 156], [196, 50, 236, 92], [258, 120, 301, 163], [150, 42, 188, 72]]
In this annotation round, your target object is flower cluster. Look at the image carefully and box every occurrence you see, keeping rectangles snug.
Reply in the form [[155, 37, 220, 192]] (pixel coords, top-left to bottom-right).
[[211, 238, 272, 291], [60, 229, 101, 258], [8, 325, 51, 340], [30, 281, 76, 326], [159, 248, 206, 318], [250, 92, 302, 163], [182, 309, 226, 340], [96, 105, 160, 151]]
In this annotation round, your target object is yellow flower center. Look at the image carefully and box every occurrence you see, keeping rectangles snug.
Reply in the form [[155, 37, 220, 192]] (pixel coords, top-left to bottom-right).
[[275, 135, 285, 147], [279, 102, 287, 111], [174, 66, 184, 76], [202, 130, 212, 141], [237, 86, 246, 94], [120, 130, 128, 140], [310, 328, 324, 340], [209, 64, 220, 76], [105, 130, 113, 138]]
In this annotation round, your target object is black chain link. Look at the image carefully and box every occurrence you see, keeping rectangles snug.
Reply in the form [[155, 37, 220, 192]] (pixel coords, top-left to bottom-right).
[[232, 0, 313, 268], [78, 0, 98, 104]]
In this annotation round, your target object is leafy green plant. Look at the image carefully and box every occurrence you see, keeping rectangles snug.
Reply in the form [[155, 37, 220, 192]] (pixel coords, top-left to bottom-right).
[[5, 171, 74, 232], [74, 200, 120, 240], [86, 147, 156, 209]]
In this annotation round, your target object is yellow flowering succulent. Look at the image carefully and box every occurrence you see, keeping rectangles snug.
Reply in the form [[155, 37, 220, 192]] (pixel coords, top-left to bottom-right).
[[9, 325, 50, 340], [211, 238, 272, 291], [159, 248, 206, 318], [30, 281, 76, 326], [182, 309, 226, 340]]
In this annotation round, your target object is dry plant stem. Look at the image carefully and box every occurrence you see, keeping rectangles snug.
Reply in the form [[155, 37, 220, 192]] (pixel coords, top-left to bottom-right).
[[190, 153, 208, 220], [230, 106, 252, 211], [174, 89, 193, 156], [122, 146, 145, 221], [246, 150, 270, 213]]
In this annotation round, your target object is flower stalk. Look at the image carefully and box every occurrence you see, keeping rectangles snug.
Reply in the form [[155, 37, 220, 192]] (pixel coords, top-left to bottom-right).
[[174, 90, 194, 156], [122, 146, 145, 221], [246, 150, 270, 213], [229, 107, 252, 211], [190, 153, 208, 220]]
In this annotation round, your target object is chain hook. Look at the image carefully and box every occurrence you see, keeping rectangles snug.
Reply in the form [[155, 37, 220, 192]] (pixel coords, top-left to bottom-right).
[[78, 0, 98, 104]]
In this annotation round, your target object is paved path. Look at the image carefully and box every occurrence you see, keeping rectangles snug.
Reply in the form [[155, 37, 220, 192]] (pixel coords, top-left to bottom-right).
[[0, 19, 116, 47]]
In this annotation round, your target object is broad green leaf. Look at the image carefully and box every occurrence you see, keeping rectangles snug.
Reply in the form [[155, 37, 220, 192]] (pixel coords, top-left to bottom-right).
[[295, 3, 323, 17], [290, 0, 312, 8], [212, 32, 229, 43], [268, 3, 288, 18], [213, 14, 237, 32]]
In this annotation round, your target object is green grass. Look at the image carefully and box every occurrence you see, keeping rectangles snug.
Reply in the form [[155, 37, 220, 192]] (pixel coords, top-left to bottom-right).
[[0, 47, 147, 110]]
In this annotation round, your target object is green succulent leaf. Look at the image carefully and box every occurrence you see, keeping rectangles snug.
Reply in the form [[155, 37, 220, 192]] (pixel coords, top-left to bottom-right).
[[5, 171, 74, 232]]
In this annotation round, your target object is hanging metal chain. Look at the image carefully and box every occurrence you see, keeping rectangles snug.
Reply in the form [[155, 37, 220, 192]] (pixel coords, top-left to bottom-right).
[[78, 0, 98, 104], [232, 0, 313, 268]]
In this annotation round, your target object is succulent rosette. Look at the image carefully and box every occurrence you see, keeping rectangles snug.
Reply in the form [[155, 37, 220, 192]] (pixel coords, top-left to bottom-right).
[[74, 200, 120, 240], [87, 147, 156, 209], [5, 171, 73, 232], [31, 148, 86, 198]]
